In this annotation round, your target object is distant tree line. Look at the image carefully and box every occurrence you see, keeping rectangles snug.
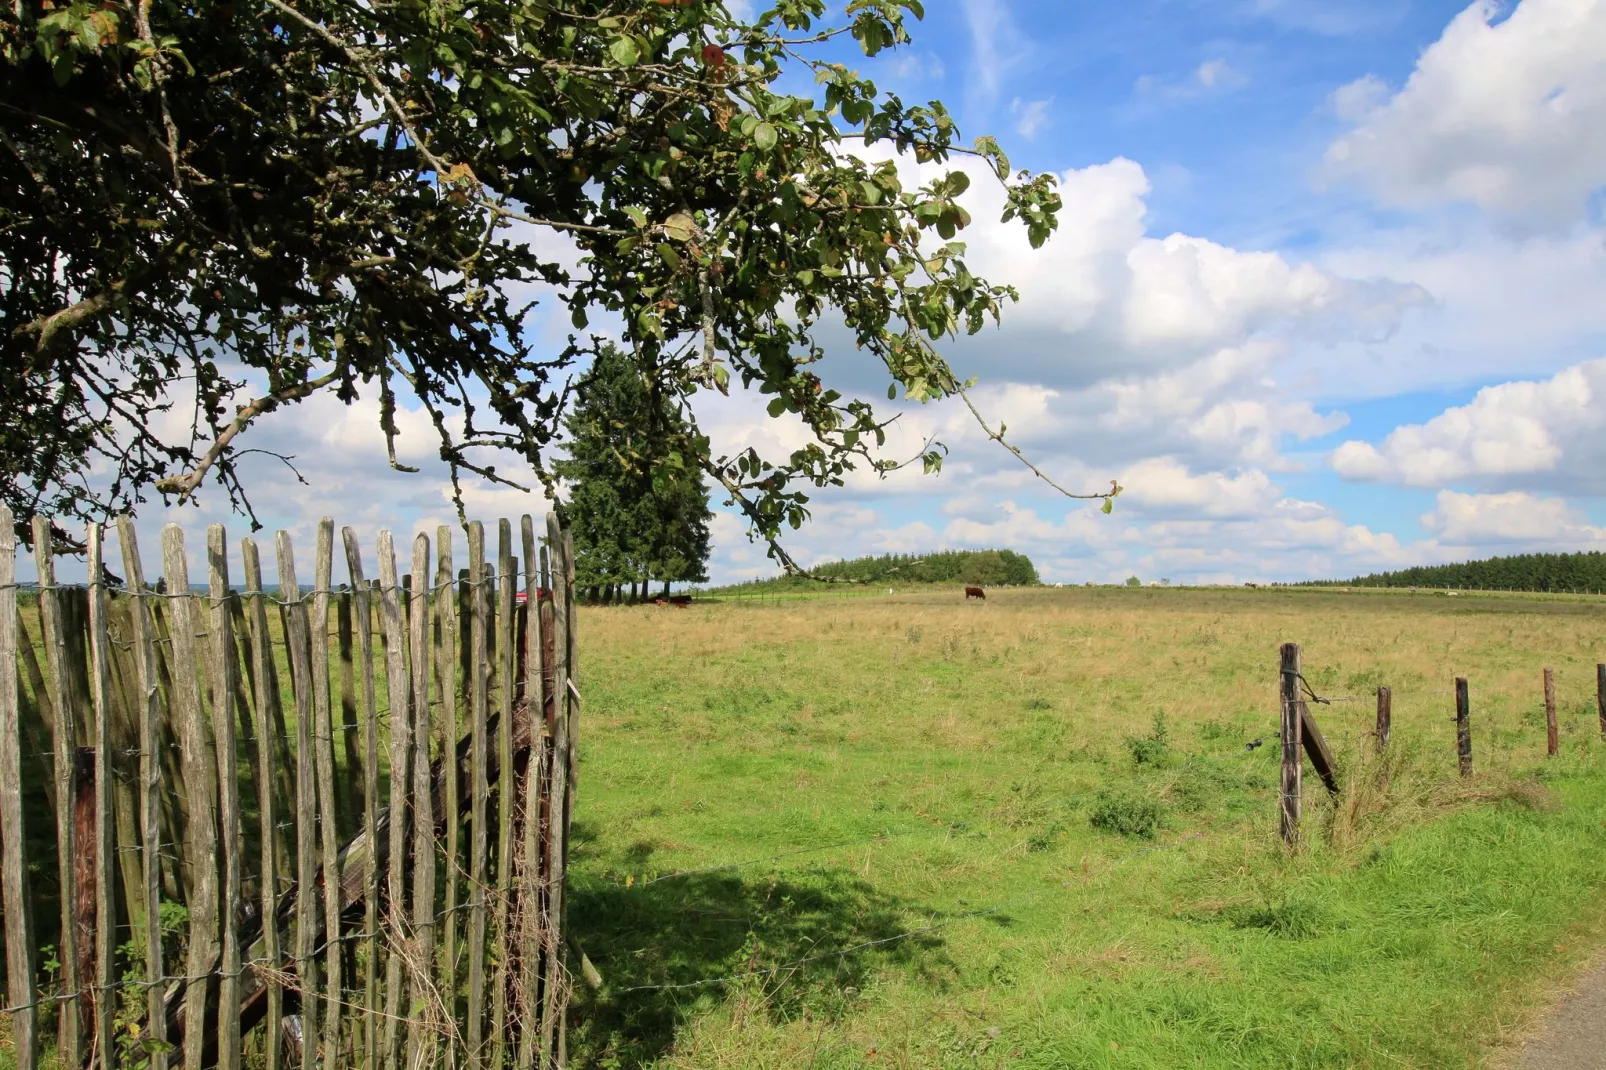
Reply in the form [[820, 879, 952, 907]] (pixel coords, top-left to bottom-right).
[[1299, 551, 1606, 592], [719, 549, 1039, 591]]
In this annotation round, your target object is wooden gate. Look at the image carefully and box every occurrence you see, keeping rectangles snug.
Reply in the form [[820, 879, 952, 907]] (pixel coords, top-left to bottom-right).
[[0, 507, 579, 1070]]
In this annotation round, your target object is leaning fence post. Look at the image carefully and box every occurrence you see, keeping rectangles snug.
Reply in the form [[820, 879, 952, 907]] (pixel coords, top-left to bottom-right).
[[1544, 668, 1558, 757], [1456, 677, 1473, 776], [0, 504, 39, 1070], [1278, 643, 1302, 846], [1376, 686, 1392, 752]]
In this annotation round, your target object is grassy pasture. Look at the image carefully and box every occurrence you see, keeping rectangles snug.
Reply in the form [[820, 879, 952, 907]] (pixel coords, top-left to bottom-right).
[[567, 586, 1606, 1069]]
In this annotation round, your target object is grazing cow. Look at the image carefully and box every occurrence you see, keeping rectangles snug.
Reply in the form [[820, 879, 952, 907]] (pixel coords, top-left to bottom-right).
[[668, 594, 692, 607], [964, 586, 986, 601]]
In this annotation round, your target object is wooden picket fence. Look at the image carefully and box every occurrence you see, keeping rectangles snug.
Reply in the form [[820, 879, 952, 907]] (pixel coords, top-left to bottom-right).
[[0, 506, 579, 1070]]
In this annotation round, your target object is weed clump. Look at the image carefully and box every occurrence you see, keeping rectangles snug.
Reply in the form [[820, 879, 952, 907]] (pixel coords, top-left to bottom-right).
[[1124, 712, 1170, 766], [1089, 790, 1164, 839]]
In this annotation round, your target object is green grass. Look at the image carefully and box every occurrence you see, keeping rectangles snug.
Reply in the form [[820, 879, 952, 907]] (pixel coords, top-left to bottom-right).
[[566, 586, 1606, 1068]]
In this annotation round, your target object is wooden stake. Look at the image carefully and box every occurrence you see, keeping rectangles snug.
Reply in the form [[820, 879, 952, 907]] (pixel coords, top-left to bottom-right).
[[276, 531, 320, 1065], [1278, 642, 1302, 846], [0, 504, 39, 1070], [434, 527, 460, 1070], [407, 533, 435, 1070], [208, 525, 244, 1070], [490, 521, 515, 1070], [32, 518, 82, 1068], [1544, 668, 1558, 757], [1376, 686, 1391, 752], [164, 524, 219, 1070], [377, 531, 414, 1070], [1456, 677, 1473, 777], [242, 538, 283, 1070], [515, 516, 543, 1070], [466, 523, 489, 1070], [1598, 663, 1605, 743], [312, 519, 343, 1062], [340, 529, 380, 1070], [116, 517, 166, 1070], [87, 526, 117, 1070]]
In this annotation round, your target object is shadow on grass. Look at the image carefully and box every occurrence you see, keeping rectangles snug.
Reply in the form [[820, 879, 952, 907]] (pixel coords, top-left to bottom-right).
[[566, 839, 960, 1065]]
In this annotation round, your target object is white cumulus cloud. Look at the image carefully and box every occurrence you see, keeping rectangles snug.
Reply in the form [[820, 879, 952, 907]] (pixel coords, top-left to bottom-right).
[[1325, 0, 1606, 225]]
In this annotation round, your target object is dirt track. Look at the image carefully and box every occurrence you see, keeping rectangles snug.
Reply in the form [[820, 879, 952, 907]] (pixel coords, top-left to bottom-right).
[[1508, 954, 1606, 1069]]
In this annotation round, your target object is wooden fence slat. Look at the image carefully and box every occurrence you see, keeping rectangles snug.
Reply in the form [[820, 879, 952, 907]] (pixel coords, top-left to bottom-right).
[[541, 516, 570, 1066], [376, 531, 414, 1070], [556, 525, 577, 1069], [164, 523, 220, 1070], [1456, 677, 1473, 777], [489, 522, 515, 1070], [87, 526, 118, 1070], [341, 529, 381, 1070], [115, 517, 167, 1070], [1278, 642, 1302, 847], [0, 504, 39, 1070], [312, 519, 344, 1062], [407, 532, 435, 1070], [465, 523, 489, 1070], [241, 538, 283, 1070], [515, 516, 542, 1070], [434, 526, 460, 1070], [208, 525, 245, 1070], [338, 590, 359, 834], [276, 531, 321, 1066], [32, 517, 83, 1068], [1376, 686, 1392, 752], [1544, 668, 1558, 757]]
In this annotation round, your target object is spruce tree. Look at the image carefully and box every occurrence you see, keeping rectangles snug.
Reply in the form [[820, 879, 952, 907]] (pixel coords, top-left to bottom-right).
[[556, 344, 711, 601]]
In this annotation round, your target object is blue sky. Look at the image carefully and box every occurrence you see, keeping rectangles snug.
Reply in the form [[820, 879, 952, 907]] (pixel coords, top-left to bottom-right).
[[73, 0, 1606, 588]]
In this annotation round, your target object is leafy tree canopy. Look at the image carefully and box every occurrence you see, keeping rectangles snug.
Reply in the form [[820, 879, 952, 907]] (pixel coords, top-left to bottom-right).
[[2, 0, 1118, 562], [716, 548, 1039, 588], [555, 343, 711, 594]]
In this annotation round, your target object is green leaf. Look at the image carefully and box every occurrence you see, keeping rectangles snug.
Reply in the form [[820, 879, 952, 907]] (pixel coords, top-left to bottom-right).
[[656, 243, 681, 271], [609, 36, 639, 66], [662, 212, 697, 242], [1102, 498, 1114, 515], [753, 122, 778, 151], [887, 383, 897, 400], [766, 397, 788, 417]]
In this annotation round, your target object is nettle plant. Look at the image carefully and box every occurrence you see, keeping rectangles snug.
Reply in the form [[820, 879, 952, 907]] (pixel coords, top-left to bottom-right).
[[2, 0, 1117, 566]]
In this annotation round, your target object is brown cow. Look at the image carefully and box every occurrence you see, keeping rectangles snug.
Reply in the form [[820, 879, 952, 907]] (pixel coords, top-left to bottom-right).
[[964, 586, 986, 600]]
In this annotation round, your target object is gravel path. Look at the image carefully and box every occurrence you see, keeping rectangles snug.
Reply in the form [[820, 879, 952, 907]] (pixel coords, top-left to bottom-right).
[[1508, 954, 1606, 1069]]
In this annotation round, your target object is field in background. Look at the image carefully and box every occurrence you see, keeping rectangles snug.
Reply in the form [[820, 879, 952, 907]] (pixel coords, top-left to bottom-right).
[[568, 586, 1606, 1068]]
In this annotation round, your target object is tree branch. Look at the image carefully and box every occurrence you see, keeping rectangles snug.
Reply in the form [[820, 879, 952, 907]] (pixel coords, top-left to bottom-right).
[[153, 369, 341, 503]]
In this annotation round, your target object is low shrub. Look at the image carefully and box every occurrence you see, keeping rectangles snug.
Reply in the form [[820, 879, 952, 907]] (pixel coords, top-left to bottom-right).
[[1089, 790, 1164, 839]]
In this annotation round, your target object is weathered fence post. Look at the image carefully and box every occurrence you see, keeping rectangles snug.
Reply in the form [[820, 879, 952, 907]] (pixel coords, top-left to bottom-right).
[[116, 517, 166, 1070], [0, 504, 39, 1070], [1456, 677, 1473, 776], [466, 521, 489, 1070], [208, 524, 244, 1070], [340, 527, 380, 1070], [407, 531, 435, 1070], [1279, 643, 1302, 845], [1544, 668, 1558, 757], [276, 530, 320, 1065], [1376, 686, 1391, 752], [242, 538, 283, 1070], [312, 518, 344, 1064], [164, 524, 220, 1070], [32, 518, 82, 1069], [376, 530, 414, 1070], [87, 525, 117, 1070], [1599, 663, 1605, 742]]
